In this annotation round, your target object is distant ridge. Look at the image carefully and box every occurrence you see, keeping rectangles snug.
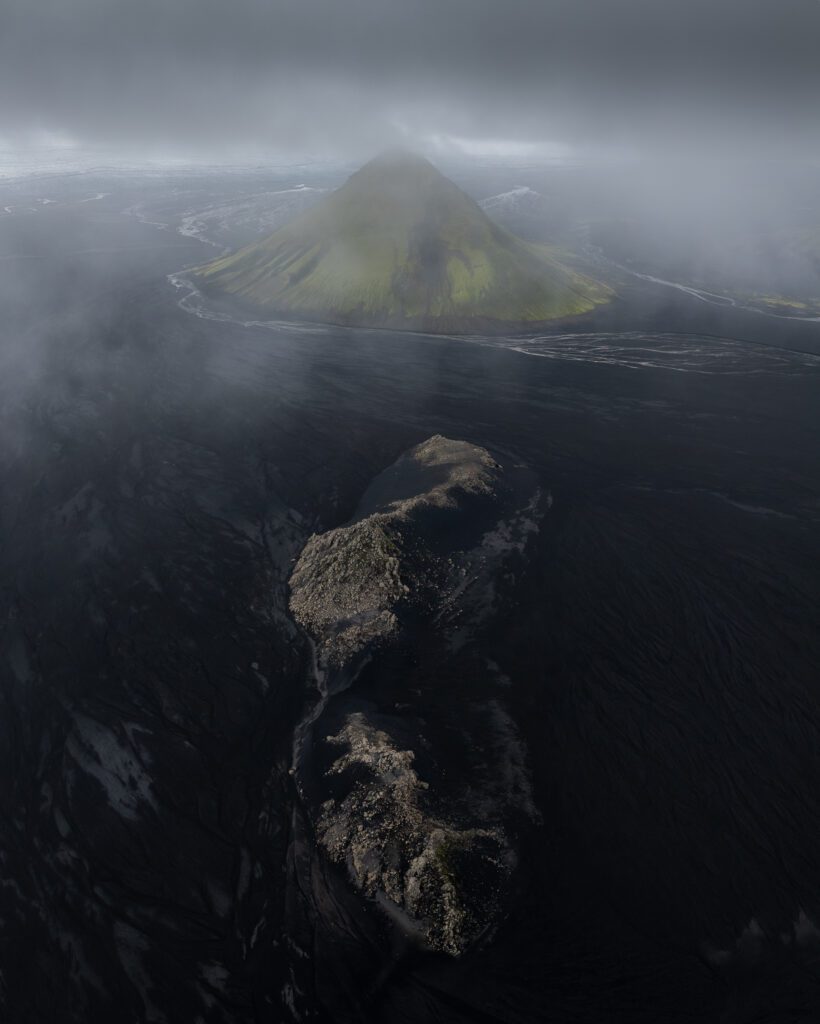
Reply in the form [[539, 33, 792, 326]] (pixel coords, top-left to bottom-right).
[[193, 150, 611, 333]]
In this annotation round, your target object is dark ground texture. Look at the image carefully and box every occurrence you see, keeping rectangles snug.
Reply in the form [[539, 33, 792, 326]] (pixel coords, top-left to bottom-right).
[[1, 173, 820, 1022]]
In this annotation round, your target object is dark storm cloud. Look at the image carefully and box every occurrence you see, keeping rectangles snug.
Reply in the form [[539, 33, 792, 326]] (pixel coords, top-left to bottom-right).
[[3, 0, 820, 157]]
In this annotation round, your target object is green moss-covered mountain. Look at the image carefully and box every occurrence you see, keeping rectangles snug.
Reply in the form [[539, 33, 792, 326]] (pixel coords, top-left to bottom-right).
[[193, 150, 611, 333]]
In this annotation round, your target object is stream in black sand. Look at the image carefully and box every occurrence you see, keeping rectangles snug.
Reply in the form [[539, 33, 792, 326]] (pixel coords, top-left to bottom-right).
[[1, 172, 820, 1022]]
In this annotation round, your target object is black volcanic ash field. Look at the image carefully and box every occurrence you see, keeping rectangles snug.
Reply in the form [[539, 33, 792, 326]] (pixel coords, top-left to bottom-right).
[[1, 168, 820, 1023]]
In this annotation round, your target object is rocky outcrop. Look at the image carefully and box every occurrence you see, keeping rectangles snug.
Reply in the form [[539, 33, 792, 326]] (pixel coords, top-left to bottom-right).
[[288, 435, 541, 956], [289, 519, 406, 667], [288, 435, 502, 668], [316, 713, 512, 955]]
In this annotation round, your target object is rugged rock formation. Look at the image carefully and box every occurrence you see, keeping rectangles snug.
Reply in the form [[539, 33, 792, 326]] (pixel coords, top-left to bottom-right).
[[317, 713, 511, 956], [288, 435, 541, 955], [288, 435, 501, 668]]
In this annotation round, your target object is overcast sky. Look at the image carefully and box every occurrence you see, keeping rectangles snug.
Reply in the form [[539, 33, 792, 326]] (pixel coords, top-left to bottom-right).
[[3, 0, 820, 162]]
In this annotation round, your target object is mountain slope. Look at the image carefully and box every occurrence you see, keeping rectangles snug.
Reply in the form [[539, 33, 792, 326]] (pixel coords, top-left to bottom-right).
[[193, 151, 611, 332]]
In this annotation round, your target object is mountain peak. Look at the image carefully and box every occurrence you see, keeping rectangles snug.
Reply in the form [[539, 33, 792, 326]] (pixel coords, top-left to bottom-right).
[[359, 147, 434, 171], [346, 149, 445, 191]]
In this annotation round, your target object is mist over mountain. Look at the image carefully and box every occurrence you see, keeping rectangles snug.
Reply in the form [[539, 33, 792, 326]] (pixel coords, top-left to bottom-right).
[[193, 151, 609, 332]]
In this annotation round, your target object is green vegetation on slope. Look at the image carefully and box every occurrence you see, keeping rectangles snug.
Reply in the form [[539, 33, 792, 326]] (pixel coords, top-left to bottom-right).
[[194, 150, 611, 331]]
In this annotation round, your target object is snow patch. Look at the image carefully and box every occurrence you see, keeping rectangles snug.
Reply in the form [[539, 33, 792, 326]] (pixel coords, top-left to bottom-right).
[[479, 186, 541, 211], [66, 715, 157, 820]]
